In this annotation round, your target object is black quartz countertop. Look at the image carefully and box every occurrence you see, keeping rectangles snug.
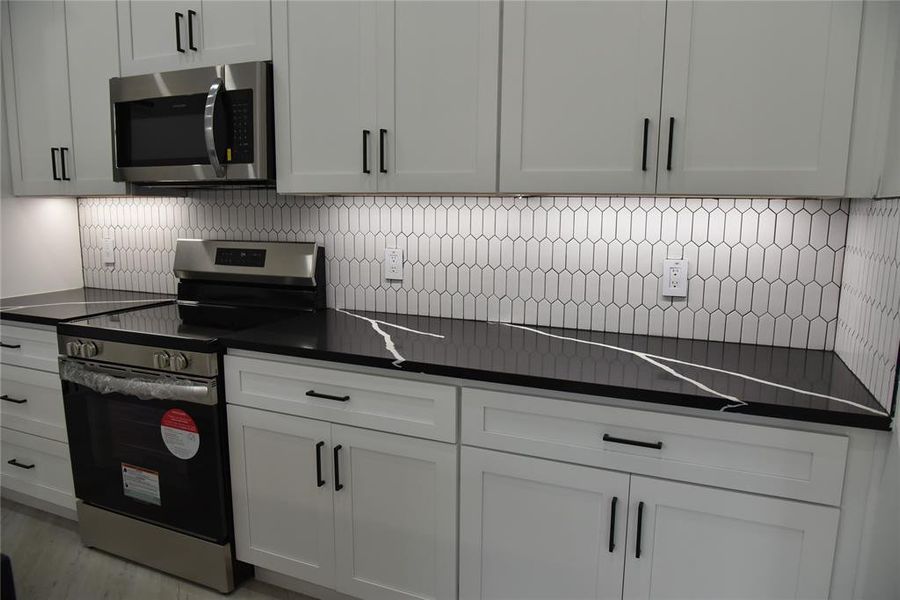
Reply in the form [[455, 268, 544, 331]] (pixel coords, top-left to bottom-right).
[[224, 308, 893, 430], [1, 287, 174, 326]]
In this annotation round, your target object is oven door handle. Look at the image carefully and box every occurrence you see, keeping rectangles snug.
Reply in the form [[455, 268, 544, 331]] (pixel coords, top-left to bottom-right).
[[59, 360, 217, 405], [204, 77, 226, 178]]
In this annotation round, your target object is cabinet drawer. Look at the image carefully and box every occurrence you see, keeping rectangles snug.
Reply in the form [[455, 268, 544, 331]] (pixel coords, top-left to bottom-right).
[[225, 355, 457, 442], [0, 365, 67, 442], [1, 427, 75, 511], [0, 324, 58, 373], [462, 388, 848, 505]]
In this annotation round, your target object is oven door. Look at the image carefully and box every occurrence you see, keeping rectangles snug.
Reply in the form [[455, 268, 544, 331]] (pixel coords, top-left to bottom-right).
[[60, 359, 230, 543], [110, 61, 271, 183]]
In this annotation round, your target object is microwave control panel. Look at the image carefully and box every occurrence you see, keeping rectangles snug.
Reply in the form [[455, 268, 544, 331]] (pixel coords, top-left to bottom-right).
[[226, 89, 254, 164]]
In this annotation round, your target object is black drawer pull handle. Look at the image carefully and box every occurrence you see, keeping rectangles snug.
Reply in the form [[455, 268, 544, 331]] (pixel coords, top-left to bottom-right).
[[333, 444, 343, 491], [0, 342, 22, 349], [0, 395, 27, 404], [379, 128, 387, 173], [602, 434, 662, 450], [306, 390, 349, 402], [608, 496, 618, 553], [51, 148, 60, 180], [187, 9, 197, 51], [60, 147, 70, 180], [363, 129, 371, 174], [175, 12, 185, 52], [315, 441, 325, 487], [8, 459, 35, 470], [635, 501, 645, 558], [641, 118, 649, 171], [666, 116, 674, 171]]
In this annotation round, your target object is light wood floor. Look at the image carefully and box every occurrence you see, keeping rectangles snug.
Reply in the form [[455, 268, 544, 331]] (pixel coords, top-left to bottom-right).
[[1, 500, 313, 600]]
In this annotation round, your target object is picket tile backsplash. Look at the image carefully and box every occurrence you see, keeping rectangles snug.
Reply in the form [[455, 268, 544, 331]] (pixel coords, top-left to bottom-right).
[[835, 198, 900, 411], [79, 192, 848, 350]]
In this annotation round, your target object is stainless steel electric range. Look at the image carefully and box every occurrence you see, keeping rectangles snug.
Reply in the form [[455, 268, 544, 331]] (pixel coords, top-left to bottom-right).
[[56, 239, 325, 592]]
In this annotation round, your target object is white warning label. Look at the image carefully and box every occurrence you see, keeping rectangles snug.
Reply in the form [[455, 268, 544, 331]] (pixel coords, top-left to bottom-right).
[[122, 463, 161, 506]]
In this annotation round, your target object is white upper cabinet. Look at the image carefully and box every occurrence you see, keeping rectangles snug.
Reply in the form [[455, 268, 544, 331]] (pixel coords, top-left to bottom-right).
[[623, 476, 840, 600], [2, 0, 72, 196], [273, 0, 500, 194], [375, 0, 500, 193], [2, 0, 123, 196], [272, 0, 377, 194], [657, 0, 862, 197], [117, 0, 271, 76], [499, 1, 666, 195]]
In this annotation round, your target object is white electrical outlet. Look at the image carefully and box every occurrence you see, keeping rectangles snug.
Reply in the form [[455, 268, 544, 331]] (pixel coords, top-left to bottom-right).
[[384, 248, 404, 281], [102, 238, 116, 265], [663, 258, 688, 298]]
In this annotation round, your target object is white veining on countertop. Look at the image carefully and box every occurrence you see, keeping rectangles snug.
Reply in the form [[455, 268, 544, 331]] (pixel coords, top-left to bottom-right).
[[0, 299, 166, 312], [502, 323, 889, 416], [336, 309, 445, 367]]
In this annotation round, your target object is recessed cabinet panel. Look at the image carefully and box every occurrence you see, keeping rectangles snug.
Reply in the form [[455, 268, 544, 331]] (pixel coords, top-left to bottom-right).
[[499, 0, 665, 194], [376, 0, 500, 192], [658, 0, 862, 196], [2, 0, 72, 196], [623, 476, 839, 600], [227, 405, 336, 587], [273, 0, 377, 193], [196, 0, 272, 65], [117, 0, 196, 76], [459, 446, 629, 600]]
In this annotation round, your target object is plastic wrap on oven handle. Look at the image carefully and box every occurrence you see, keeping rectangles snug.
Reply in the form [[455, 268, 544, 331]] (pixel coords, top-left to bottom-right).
[[59, 360, 214, 404]]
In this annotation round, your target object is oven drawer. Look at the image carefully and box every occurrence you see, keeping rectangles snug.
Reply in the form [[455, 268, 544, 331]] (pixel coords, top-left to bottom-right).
[[0, 324, 59, 373], [461, 388, 848, 506], [225, 355, 457, 442], [0, 364, 67, 442], [1, 427, 75, 511]]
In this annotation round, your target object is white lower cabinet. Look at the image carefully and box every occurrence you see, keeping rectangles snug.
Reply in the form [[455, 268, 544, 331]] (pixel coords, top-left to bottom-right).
[[460, 446, 840, 600], [227, 404, 458, 600]]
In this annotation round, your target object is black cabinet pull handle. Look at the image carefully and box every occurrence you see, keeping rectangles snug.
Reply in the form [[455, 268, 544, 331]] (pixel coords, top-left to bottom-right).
[[60, 147, 70, 180], [641, 118, 649, 171], [51, 148, 60, 181], [306, 390, 349, 402], [188, 10, 197, 51], [602, 434, 662, 450], [175, 12, 185, 52], [315, 441, 325, 487], [379, 128, 387, 173], [666, 116, 674, 171], [363, 129, 371, 174], [333, 444, 343, 491], [635, 501, 645, 558], [608, 496, 618, 552], [8, 459, 35, 470], [0, 395, 27, 405], [0, 342, 22, 349]]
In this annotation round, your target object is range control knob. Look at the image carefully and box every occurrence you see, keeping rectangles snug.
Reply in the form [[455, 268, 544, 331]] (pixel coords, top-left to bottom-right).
[[171, 353, 190, 372], [65, 341, 82, 357], [153, 352, 171, 370], [81, 341, 99, 358]]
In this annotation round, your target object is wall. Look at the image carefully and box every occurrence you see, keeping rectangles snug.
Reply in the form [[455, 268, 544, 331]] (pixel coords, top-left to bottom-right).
[[0, 87, 83, 298], [835, 198, 900, 412], [79, 191, 848, 350]]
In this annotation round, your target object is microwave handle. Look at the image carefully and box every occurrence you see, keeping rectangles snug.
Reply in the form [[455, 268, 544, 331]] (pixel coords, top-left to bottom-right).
[[204, 77, 226, 178]]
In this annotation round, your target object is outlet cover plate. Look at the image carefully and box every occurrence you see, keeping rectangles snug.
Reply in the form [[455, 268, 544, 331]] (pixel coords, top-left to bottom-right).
[[384, 248, 403, 281], [663, 258, 688, 297]]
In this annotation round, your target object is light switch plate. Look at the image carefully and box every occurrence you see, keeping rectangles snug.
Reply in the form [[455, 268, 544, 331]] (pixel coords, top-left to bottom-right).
[[663, 258, 688, 297], [102, 238, 115, 265], [384, 248, 403, 281]]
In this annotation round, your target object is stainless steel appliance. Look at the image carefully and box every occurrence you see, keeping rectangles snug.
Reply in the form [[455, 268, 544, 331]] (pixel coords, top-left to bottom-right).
[[57, 240, 324, 592], [109, 62, 273, 185]]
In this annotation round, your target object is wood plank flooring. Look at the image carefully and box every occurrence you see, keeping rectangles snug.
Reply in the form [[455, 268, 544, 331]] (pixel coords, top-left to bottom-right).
[[0, 500, 313, 600]]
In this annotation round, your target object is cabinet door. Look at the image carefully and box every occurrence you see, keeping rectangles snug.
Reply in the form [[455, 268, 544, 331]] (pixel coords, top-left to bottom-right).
[[460, 447, 629, 600], [332, 425, 457, 600], [623, 476, 839, 600], [65, 0, 126, 195], [273, 0, 376, 193], [117, 0, 197, 76], [227, 405, 336, 588], [499, 1, 665, 194], [658, 0, 862, 196], [375, 0, 500, 193], [195, 0, 272, 66], [2, 0, 73, 196]]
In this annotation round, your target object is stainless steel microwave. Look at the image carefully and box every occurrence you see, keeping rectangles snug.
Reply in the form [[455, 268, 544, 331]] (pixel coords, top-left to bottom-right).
[[109, 61, 273, 185]]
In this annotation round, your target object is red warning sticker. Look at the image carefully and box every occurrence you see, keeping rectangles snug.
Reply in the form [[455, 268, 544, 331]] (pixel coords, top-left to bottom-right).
[[160, 408, 200, 460]]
